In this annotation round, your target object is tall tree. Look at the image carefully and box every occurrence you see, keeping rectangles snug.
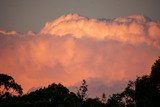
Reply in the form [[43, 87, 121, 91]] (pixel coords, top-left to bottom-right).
[[150, 57, 160, 83], [77, 80, 88, 100], [135, 57, 160, 107], [101, 93, 107, 104], [150, 57, 160, 106], [0, 74, 23, 100], [122, 81, 135, 107], [135, 75, 153, 107], [106, 81, 135, 107]]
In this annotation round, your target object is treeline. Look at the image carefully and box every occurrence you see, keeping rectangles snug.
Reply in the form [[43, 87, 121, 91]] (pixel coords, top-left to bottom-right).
[[0, 57, 160, 107]]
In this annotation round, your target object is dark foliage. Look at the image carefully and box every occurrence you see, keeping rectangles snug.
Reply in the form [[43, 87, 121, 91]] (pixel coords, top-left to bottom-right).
[[107, 57, 160, 107], [0, 74, 23, 101], [77, 79, 88, 101], [135, 57, 160, 107], [1, 57, 160, 107]]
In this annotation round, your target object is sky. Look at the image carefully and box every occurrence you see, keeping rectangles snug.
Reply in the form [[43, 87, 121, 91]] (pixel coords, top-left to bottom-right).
[[0, 0, 160, 32], [0, 0, 160, 97]]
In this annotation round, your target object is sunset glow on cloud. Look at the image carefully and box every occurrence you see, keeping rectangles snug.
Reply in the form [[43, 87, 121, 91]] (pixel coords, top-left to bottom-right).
[[41, 14, 160, 47], [0, 14, 160, 97], [0, 30, 17, 35]]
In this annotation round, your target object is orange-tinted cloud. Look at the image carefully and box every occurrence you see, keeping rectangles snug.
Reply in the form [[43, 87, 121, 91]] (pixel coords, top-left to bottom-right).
[[0, 30, 17, 35], [0, 14, 160, 97], [40, 14, 160, 47]]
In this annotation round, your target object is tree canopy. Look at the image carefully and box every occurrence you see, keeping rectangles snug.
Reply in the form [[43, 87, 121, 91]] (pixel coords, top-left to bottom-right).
[[0, 74, 23, 100], [0, 57, 160, 107]]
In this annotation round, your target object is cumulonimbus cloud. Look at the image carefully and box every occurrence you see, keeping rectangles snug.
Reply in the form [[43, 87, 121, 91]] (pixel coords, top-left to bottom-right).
[[0, 13, 160, 97], [40, 13, 160, 47]]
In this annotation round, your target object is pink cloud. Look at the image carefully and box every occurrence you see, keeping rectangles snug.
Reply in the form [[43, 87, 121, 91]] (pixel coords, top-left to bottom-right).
[[0, 30, 17, 35], [0, 14, 159, 97]]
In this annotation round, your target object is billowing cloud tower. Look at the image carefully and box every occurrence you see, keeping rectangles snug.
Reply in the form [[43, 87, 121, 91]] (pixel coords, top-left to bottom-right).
[[0, 13, 160, 97], [40, 13, 160, 47]]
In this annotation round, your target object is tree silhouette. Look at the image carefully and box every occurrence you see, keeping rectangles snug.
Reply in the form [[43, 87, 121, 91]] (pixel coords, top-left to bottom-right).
[[1, 57, 160, 107], [135, 57, 160, 107], [0, 74, 23, 100], [106, 93, 124, 107], [122, 81, 135, 107], [101, 93, 107, 104], [106, 81, 135, 107], [150, 57, 160, 83], [135, 75, 153, 107], [77, 79, 88, 101], [150, 57, 160, 106]]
